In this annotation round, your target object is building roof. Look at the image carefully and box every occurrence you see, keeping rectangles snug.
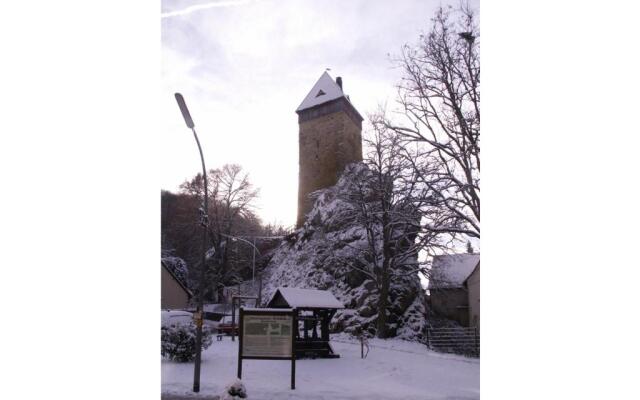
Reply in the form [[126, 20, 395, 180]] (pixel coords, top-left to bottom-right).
[[428, 253, 480, 290], [268, 287, 345, 309], [202, 303, 229, 314], [464, 261, 480, 285], [161, 260, 193, 298], [296, 71, 347, 112]]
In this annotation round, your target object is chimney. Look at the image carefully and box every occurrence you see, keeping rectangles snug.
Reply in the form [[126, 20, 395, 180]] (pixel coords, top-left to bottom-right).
[[336, 76, 343, 91]]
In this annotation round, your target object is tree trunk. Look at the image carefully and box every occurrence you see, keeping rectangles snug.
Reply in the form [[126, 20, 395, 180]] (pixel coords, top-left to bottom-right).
[[376, 270, 390, 338], [376, 203, 393, 339]]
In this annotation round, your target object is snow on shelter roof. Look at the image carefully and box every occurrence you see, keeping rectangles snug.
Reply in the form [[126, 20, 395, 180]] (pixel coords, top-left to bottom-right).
[[268, 287, 345, 309], [296, 71, 346, 112], [242, 307, 294, 313], [428, 253, 480, 290]]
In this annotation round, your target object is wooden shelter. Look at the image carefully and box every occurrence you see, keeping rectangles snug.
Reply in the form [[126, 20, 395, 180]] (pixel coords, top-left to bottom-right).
[[267, 287, 344, 359]]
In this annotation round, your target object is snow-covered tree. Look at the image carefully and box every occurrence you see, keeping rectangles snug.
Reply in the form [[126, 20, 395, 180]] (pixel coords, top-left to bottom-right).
[[375, 3, 480, 240], [260, 160, 431, 340], [339, 125, 446, 338]]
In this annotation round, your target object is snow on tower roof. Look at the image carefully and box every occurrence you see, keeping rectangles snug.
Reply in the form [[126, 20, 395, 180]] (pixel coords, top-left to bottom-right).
[[296, 71, 346, 112], [268, 287, 345, 309], [428, 253, 480, 290]]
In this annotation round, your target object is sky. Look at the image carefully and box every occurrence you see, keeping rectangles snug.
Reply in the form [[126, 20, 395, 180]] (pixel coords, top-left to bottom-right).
[[161, 0, 479, 228]]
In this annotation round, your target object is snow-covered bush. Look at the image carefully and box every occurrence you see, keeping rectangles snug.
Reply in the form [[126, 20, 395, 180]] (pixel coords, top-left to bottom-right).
[[161, 323, 213, 362], [220, 379, 247, 399]]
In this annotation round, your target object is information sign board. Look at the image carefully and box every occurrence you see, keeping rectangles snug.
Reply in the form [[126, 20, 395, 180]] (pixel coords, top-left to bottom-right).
[[237, 308, 296, 390], [242, 313, 292, 357]]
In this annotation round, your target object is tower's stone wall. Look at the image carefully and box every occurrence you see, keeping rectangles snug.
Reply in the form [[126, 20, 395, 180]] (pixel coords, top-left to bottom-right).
[[297, 99, 362, 227]]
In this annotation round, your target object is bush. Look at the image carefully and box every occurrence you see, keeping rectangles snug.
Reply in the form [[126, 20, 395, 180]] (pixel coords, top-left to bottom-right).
[[161, 323, 213, 362]]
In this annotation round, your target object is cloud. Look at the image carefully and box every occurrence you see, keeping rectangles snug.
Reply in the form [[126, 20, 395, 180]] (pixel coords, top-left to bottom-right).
[[161, 0, 259, 19], [161, 0, 479, 227]]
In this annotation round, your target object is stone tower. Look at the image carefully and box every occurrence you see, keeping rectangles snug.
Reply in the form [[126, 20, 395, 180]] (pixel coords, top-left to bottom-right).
[[296, 72, 363, 227]]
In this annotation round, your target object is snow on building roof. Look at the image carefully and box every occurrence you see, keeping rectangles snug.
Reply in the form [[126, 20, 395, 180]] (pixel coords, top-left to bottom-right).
[[296, 71, 346, 112], [202, 303, 230, 314], [428, 253, 480, 290], [161, 259, 193, 297], [268, 287, 345, 309]]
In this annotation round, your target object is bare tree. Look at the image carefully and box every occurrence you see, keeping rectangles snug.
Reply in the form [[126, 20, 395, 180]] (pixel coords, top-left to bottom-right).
[[209, 164, 260, 237], [178, 163, 260, 299], [340, 124, 445, 338], [376, 4, 480, 239], [210, 165, 259, 292]]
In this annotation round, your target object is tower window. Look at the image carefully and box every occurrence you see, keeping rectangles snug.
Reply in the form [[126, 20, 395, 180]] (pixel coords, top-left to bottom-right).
[[315, 89, 326, 97]]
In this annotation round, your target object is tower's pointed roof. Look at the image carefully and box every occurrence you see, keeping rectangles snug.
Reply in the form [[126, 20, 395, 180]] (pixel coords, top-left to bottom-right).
[[296, 71, 345, 112]]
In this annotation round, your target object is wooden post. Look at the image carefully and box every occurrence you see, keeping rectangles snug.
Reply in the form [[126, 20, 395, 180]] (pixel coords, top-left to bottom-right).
[[291, 309, 296, 390], [360, 335, 364, 359], [426, 327, 430, 349], [312, 312, 318, 340], [231, 297, 236, 342], [237, 307, 243, 379], [321, 311, 329, 341], [303, 319, 308, 340]]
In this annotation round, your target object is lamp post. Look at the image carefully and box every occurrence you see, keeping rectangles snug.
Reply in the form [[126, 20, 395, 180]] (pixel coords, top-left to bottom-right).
[[221, 233, 262, 342], [221, 234, 261, 287], [174, 93, 209, 393], [221, 234, 285, 287]]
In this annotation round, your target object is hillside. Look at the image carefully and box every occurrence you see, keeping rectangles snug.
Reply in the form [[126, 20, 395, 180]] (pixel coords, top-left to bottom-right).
[[260, 163, 428, 341]]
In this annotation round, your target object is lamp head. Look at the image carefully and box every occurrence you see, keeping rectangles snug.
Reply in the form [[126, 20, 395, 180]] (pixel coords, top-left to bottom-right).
[[174, 92, 195, 128]]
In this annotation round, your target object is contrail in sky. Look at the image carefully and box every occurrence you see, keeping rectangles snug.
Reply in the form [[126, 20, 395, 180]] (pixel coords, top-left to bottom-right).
[[161, 0, 257, 19]]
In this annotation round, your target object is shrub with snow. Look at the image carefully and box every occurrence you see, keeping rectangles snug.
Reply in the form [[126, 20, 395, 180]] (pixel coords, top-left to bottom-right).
[[220, 379, 247, 399], [161, 322, 213, 362]]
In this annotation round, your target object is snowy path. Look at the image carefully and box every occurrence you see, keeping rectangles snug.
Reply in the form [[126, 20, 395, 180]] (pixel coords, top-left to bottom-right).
[[162, 335, 479, 400]]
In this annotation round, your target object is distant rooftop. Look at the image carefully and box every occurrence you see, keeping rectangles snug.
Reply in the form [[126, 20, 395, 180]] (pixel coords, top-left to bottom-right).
[[428, 253, 480, 290]]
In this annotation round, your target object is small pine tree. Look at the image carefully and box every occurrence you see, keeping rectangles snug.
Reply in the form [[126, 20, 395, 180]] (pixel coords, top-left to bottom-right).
[[466, 241, 474, 254]]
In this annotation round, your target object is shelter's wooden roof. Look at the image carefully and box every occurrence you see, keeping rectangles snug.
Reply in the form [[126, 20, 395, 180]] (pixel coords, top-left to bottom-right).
[[267, 287, 344, 309]]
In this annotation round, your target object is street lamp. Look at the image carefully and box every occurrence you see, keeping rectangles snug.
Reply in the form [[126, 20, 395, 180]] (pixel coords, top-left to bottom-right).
[[223, 234, 261, 286], [221, 234, 286, 287], [174, 92, 209, 393]]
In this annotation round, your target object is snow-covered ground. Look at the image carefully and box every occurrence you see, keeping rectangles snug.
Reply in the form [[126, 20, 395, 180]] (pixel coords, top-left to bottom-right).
[[162, 334, 479, 400]]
